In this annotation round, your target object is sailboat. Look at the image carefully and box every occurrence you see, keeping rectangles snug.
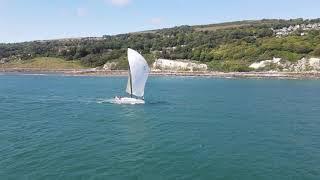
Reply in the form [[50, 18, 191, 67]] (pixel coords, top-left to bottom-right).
[[113, 48, 150, 105]]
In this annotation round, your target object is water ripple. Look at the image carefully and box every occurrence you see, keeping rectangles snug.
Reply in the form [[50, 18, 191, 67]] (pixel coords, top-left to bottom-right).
[[1, 75, 320, 179]]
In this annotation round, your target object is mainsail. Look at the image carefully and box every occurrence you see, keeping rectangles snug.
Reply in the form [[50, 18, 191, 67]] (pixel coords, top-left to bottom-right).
[[126, 48, 150, 97]]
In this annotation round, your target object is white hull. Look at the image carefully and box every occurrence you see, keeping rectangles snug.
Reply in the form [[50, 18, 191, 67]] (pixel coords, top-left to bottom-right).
[[112, 97, 145, 105]]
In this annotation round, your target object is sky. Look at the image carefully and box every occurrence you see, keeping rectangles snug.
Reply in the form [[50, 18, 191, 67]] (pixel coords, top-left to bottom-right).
[[0, 0, 320, 43]]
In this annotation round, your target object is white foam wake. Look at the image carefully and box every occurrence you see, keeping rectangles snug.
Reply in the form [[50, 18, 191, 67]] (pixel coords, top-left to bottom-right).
[[97, 97, 145, 105], [97, 98, 115, 104]]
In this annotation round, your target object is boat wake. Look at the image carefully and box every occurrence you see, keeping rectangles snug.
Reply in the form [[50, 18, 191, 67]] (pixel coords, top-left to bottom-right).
[[98, 97, 145, 105], [97, 98, 115, 104], [97, 98, 169, 106]]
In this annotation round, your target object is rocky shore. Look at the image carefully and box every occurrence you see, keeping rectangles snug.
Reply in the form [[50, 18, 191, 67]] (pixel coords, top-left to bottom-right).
[[2, 68, 320, 79]]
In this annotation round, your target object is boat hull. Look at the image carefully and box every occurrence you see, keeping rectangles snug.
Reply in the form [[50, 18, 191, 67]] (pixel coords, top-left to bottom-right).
[[112, 97, 145, 105]]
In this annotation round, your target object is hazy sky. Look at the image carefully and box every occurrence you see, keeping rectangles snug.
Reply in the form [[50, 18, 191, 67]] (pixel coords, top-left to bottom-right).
[[0, 0, 319, 43]]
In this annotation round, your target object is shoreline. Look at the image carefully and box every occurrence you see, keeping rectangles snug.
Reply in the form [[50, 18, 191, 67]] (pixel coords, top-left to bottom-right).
[[2, 68, 320, 79]]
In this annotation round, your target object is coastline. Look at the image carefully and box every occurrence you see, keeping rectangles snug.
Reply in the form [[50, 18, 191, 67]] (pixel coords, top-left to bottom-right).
[[2, 68, 320, 79]]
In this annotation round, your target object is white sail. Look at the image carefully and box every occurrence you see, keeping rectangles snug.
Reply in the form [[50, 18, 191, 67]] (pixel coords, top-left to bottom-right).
[[126, 73, 132, 95], [125, 48, 150, 97]]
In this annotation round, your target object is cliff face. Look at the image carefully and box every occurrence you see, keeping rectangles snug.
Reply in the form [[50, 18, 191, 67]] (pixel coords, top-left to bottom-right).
[[152, 59, 208, 71], [249, 58, 282, 69], [292, 58, 320, 72], [101, 59, 208, 72], [103, 62, 117, 70], [249, 57, 320, 72]]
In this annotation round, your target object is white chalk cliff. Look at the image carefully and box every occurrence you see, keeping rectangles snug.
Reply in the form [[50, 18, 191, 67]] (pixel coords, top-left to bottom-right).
[[249, 57, 320, 72], [153, 59, 208, 71]]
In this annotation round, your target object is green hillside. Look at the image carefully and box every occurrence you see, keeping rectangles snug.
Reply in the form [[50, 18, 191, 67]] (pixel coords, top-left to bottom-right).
[[1, 57, 84, 69], [1, 18, 320, 71]]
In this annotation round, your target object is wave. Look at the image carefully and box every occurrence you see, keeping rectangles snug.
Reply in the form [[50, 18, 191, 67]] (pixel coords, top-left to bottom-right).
[[147, 100, 170, 105], [15, 96, 99, 105]]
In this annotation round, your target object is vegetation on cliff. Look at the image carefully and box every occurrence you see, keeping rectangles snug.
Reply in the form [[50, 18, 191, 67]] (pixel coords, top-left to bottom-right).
[[1, 18, 320, 71]]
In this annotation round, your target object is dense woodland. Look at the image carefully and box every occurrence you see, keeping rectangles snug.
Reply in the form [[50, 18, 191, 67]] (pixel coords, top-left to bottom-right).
[[1, 18, 320, 71]]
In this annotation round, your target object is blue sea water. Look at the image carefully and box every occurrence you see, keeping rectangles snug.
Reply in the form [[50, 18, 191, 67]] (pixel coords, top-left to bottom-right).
[[0, 74, 320, 180]]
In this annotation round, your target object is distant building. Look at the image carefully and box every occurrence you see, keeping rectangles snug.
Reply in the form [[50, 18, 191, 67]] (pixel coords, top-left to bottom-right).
[[273, 23, 320, 37]]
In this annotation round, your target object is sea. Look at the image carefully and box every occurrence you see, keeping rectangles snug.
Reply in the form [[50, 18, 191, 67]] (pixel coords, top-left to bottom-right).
[[1, 73, 320, 180]]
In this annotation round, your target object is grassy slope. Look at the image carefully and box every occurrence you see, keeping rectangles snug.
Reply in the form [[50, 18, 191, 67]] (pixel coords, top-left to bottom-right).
[[138, 20, 279, 33], [136, 20, 261, 33], [1, 57, 85, 69]]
